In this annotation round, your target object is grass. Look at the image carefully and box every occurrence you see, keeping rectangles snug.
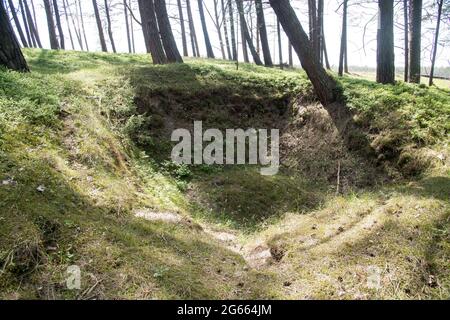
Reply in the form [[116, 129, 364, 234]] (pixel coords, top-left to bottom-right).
[[0, 49, 448, 299]]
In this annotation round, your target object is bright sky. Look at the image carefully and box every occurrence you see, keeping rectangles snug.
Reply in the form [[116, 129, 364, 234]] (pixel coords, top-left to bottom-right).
[[9, 0, 450, 69]]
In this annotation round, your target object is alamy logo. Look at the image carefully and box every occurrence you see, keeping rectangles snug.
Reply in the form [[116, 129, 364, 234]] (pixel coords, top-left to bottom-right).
[[171, 121, 280, 175]]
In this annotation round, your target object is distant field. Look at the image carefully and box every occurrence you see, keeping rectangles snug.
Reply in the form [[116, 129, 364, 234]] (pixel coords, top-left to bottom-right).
[[348, 71, 450, 89]]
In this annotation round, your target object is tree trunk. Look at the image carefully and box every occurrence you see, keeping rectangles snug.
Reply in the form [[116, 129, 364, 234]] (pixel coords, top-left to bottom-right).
[[198, 0, 214, 58], [52, 0, 65, 49], [222, 0, 232, 60], [130, 2, 135, 53], [269, 0, 337, 106], [24, 0, 42, 48], [154, 0, 183, 63], [317, 0, 323, 63], [408, 0, 422, 83], [177, 0, 188, 56], [186, 0, 199, 57], [124, 0, 131, 53], [236, 0, 262, 65], [429, 0, 443, 86], [228, 0, 237, 60], [78, 0, 88, 50], [7, 0, 28, 47], [277, 17, 282, 68], [214, 0, 226, 59], [92, 0, 107, 52], [43, 0, 60, 49], [403, 0, 409, 82], [308, 0, 319, 61], [376, 0, 395, 84], [62, 0, 74, 50], [138, 0, 167, 64], [67, 0, 83, 50], [338, 0, 347, 76], [18, 0, 33, 47], [104, 0, 116, 53], [255, 0, 272, 66], [0, 1, 29, 71]]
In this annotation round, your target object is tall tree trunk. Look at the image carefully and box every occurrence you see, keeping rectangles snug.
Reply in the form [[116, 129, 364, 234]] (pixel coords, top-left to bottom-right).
[[236, 0, 262, 65], [138, 0, 167, 64], [67, 0, 83, 50], [222, 0, 232, 60], [18, 0, 33, 47], [24, 0, 42, 48], [154, 0, 183, 63], [214, 0, 226, 59], [7, 0, 28, 47], [104, 0, 116, 53], [429, 0, 443, 86], [43, 0, 60, 49], [198, 0, 214, 58], [403, 0, 409, 82], [308, 0, 318, 60], [228, 0, 237, 60], [92, 0, 107, 52], [255, 0, 272, 66], [130, 3, 135, 53], [277, 17, 282, 68], [124, 0, 132, 53], [62, 0, 74, 50], [241, 20, 248, 63], [338, 0, 347, 76], [52, 0, 65, 49], [269, 0, 337, 106], [177, 0, 188, 56], [408, 0, 422, 83], [317, 0, 323, 64], [186, 0, 199, 57], [376, 0, 395, 84], [0, 1, 29, 71], [78, 0, 89, 51]]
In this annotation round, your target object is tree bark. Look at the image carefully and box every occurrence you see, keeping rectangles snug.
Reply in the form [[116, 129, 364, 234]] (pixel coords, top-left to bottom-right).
[[0, 0, 29, 71], [43, 0, 60, 49], [154, 0, 183, 63], [92, 0, 107, 52], [67, 0, 83, 50], [7, 0, 28, 47], [403, 0, 409, 82], [376, 0, 395, 84], [62, 0, 74, 50], [198, 0, 214, 58], [317, 0, 323, 64], [104, 0, 116, 53], [52, 0, 65, 49], [185, 0, 199, 57], [338, 0, 347, 76], [236, 0, 262, 65], [213, 0, 226, 59], [177, 0, 188, 56], [124, 0, 131, 53], [408, 0, 422, 83], [255, 0, 272, 66], [24, 0, 42, 48], [138, 0, 167, 64], [228, 0, 237, 60], [429, 0, 443, 86], [78, 0, 89, 50], [277, 17, 282, 68], [19, 0, 33, 47], [222, 0, 232, 60], [269, 0, 337, 106]]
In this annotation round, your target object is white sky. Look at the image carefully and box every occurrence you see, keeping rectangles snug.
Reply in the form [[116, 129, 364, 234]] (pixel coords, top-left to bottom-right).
[[8, 0, 450, 69]]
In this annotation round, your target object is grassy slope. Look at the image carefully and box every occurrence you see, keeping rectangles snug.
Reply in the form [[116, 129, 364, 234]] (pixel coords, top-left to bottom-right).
[[0, 49, 448, 299]]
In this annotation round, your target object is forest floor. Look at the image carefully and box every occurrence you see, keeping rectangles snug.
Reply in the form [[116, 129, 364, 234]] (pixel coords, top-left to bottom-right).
[[0, 49, 449, 299]]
